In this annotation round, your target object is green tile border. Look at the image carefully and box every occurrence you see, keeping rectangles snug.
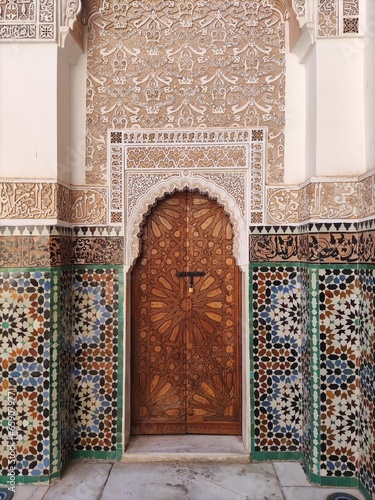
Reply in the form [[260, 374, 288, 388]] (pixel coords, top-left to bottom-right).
[[251, 451, 302, 461], [359, 481, 373, 500], [70, 450, 118, 460], [307, 471, 359, 488], [0, 475, 50, 484], [116, 267, 124, 460], [249, 263, 255, 456]]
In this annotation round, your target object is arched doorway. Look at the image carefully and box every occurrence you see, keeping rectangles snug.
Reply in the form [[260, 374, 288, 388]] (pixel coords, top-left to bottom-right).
[[131, 190, 242, 435]]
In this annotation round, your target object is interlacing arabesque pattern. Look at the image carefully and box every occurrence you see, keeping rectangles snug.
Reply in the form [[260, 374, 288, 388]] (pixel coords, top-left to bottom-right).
[[86, 0, 285, 185], [0, 0, 55, 40], [267, 173, 375, 224], [317, 0, 359, 36], [0, 183, 106, 225]]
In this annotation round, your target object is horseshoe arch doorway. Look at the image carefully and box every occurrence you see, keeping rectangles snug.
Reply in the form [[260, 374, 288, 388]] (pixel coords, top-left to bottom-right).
[[130, 190, 242, 436]]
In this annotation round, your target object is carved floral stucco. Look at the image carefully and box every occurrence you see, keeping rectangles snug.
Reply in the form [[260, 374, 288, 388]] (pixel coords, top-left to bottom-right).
[[85, 0, 286, 186]]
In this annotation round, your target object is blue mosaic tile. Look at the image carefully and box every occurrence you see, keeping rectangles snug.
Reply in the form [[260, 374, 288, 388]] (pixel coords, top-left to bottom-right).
[[72, 268, 120, 452], [318, 268, 359, 478], [0, 271, 52, 477], [251, 266, 302, 452]]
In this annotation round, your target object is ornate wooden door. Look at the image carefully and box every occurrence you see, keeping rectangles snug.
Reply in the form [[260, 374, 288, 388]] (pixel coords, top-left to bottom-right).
[[131, 191, 241, 435]]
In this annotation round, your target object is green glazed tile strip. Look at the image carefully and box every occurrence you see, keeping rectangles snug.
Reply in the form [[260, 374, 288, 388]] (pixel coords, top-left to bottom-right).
[[116, 267, 124, 459], [70, 450, 117, 460], [0, 475, 50, 484], [359, 481, 373, 500], [251, 451, 302, 461]]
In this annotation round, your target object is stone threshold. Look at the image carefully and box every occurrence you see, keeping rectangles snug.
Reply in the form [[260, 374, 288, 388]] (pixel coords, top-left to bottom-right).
[[122, 435, 250, 464]]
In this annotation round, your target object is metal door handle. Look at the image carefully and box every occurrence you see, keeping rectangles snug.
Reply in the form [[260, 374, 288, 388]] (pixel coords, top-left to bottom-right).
[[177, 271, 206, 293]]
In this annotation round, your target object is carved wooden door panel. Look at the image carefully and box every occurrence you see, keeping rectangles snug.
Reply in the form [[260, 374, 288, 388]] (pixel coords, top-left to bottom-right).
[[131, 191, 241, 435]]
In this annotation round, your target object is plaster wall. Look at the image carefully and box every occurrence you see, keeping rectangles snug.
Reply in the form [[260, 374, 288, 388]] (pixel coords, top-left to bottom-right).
[[57, 48, 72, 185], [315, 39, 365, 177], [284, 51, 306, 185], [364, 0, 375, 171], [0, 44, 58, 180], [304, 43, 317, 179]]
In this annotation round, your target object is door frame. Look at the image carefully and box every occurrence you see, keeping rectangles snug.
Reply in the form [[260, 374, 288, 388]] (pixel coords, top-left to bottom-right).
[[110, 127, 267, 457], [122, 180, 250, 454]]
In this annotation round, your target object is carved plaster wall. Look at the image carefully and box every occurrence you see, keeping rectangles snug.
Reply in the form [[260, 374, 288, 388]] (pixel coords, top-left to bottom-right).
[[108, 128, 266, 268], [0, 0, 56, 40], [317, 0, 360, 37], [85, 0, 286, 186], [0, 182, 106, 224], [267, 171, 375, 224]]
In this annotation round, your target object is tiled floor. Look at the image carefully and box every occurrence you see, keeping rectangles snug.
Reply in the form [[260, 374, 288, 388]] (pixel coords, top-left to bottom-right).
[[8, 460, 366, 500]]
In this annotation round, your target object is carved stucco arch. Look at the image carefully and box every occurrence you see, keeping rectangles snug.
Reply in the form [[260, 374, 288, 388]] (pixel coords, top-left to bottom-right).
[[125, 175, 247, 271]]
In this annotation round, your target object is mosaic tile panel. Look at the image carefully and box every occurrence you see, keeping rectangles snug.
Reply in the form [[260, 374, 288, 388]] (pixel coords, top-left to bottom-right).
[[300, 266, 312, 469], [310, 267, 320, 476], [49, 270, 60, 477], [72, 268, 120, 453], [318, 268, 359, 478], [60, 269, 74, 469], [251, 265, 302, 453], [358, 268, 375, 497], [0, 270, 54, 478]]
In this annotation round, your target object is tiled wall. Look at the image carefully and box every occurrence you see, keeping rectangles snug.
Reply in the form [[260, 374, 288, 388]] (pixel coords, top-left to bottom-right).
[[60, 268, 74, 469], [0, 220, 374, 499], [358, 220, 375, 499], [0, 226, 65, 482], [250, 264, 302, 458], [249, 222, 375, 498], [0, 227, 123, 483], [72, 266, 123, 458], [70, 228, 124, 459]]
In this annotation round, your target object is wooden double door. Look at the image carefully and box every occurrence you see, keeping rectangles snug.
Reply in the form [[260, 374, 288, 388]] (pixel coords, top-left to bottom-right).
[[131, 191, 242, 435]]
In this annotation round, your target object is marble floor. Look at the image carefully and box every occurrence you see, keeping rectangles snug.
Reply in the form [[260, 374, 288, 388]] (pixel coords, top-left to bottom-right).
[[8, 459, 366, 500]]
